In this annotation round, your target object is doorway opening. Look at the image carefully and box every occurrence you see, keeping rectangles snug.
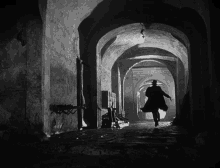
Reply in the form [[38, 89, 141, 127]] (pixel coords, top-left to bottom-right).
[[137, 79, 175, 121]]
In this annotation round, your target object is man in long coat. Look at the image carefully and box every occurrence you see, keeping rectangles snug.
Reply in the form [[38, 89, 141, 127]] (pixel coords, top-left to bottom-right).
[[140, 80, 172, 126]]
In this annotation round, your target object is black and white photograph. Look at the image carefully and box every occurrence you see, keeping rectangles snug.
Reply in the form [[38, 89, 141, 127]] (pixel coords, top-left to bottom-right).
[[0, 0, 219, 167]]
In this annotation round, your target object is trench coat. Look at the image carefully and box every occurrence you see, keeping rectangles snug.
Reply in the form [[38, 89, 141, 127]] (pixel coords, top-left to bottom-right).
[[141, 86, 169, 113]]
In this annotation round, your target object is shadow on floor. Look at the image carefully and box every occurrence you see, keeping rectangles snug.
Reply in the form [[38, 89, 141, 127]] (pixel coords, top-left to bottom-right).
[[1, 121, 219, 168]]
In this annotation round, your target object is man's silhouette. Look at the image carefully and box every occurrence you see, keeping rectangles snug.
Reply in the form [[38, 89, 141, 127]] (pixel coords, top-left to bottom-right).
[[140, 80, 172, 127]]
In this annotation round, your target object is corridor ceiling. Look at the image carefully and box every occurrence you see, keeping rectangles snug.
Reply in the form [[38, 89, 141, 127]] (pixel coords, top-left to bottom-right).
[[131, 67, 174, 91], [97, 23, 189, 94], [97, 23, 188, 72]]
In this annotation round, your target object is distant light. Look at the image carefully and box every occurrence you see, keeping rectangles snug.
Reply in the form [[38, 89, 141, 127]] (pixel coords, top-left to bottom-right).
[[129, 55, 176, 61], [138, 109, 166, 120], [144, 82, 163, 85]]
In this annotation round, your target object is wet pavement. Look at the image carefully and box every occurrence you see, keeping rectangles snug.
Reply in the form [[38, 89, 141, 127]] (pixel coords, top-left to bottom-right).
[[1, 121, 219, 168]]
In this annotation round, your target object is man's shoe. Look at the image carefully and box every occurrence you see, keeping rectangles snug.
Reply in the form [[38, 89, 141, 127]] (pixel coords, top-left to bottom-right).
[[155, 122, 158, 127]]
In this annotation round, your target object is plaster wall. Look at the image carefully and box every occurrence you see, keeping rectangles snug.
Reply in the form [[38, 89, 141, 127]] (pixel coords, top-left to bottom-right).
[[0, 20, 43, 133], [42, 0, 104, 133], [101, 65, 111, 91], [123, 70, 135, 120]]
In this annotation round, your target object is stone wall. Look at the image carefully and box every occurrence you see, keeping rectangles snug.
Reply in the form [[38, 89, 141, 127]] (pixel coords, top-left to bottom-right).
[[43, 0, 104, 133], [0, 19, 43, 133], [26, 20, 43, 131], [46, 14, 79, 133], [123, 70, 137, 122], [101, 65, 111, 91], [50, 55, 78, 133]]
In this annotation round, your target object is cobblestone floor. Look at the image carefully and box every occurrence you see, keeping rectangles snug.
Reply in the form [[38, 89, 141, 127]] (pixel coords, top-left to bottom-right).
[[1, 121, 219, 168]]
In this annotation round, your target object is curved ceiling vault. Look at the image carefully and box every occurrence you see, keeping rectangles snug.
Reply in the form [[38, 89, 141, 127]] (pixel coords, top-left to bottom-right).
[[123, 60, 174, 98], [123, 59, 168, 86], [97, 23, 189, 92]]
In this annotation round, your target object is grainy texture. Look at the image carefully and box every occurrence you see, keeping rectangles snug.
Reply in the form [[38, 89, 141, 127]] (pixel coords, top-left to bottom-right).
[[1, 122, 218, 168], [0, 20, 43, 133]]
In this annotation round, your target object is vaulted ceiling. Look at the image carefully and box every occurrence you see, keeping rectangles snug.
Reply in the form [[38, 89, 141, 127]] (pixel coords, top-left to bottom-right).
[[98, 23, 188, 73], [98, 23, 189, 95]]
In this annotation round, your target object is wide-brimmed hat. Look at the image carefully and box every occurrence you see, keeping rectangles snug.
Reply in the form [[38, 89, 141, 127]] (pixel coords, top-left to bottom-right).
[[152, 80, 157, 85]]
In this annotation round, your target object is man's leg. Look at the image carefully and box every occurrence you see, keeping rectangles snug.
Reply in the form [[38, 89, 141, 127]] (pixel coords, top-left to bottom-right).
[[157, 109, 160, 121], [152, 110, 158, 126]]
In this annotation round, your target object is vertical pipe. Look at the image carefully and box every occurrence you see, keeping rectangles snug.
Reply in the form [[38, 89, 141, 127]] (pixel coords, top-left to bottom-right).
[[122, 75, 125, 117], [118, 66, 122, 115], [132, 70, 135, 119], [77, 57, 82, 130], [137, 91, 140, 117], [176, 58, 180, 121], [42, 34, 51, 136], [96, 50, 101, 129], [81, 61, 84, 128], [81, 63, 87, 127], [25, 39, 28, 133]]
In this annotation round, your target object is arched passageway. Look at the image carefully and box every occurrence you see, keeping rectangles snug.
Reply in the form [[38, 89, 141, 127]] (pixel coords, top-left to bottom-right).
[[78, 1, 209, 130], [123, 63, 176, 122], [2, 0, 212, 137], [94, 22, 187, 125], [97, 21, 187, 123]]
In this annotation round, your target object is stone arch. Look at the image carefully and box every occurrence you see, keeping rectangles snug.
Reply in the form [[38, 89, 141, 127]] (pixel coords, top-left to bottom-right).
[[178, 7, 210, 128], [98, 25, 188, 124], [120, 59, 168, 116], [78, 1, 209, 128], [123, 62, 175, 122], [111, 58, 173, 117], [99, 23, 188, 84], [112, 53, 185, 122]]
